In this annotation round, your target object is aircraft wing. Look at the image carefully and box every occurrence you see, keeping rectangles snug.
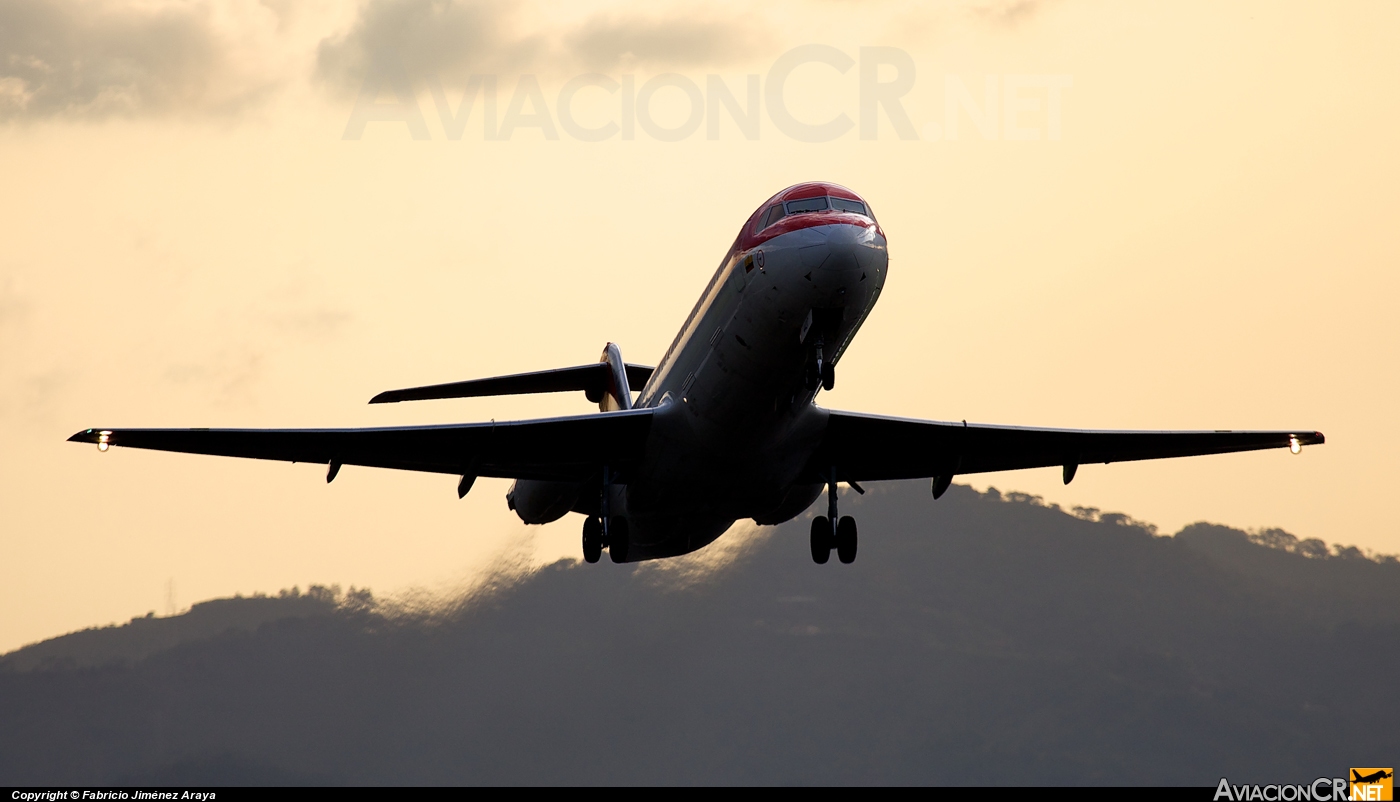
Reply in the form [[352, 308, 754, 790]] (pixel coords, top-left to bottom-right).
[[68, 408, 654, 482], [812, 410, 1324, 484]]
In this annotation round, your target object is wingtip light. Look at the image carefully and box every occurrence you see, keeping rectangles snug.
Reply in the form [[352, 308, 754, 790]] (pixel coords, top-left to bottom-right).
[[1289, 436, 1301, 455], [97, 431, 111, 452]]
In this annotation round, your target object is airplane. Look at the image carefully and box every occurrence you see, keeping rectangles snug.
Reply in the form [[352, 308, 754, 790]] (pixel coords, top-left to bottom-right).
[[69, 181, 1324, 565], [1352, 770, 1393, 786]]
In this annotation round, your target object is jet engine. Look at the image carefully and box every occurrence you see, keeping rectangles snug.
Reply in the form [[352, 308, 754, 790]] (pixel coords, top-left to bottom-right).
[[506, 480, 583, 525]]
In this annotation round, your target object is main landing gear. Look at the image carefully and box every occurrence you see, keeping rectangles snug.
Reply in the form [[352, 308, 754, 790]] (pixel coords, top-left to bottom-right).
[[583, 467, 630, 564], [810, 475, 857, 564], [581, 516, 630, 564]]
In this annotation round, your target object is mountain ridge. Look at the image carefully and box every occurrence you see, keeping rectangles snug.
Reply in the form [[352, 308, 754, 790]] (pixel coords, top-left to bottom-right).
[[2, 482, 1394, 785]]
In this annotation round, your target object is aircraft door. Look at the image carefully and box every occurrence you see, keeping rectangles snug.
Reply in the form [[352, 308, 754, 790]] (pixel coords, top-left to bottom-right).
[[734, 253, 758, 293]]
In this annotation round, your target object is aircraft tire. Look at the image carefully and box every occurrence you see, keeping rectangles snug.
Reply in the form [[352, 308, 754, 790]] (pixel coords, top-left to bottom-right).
[[805, 361, 821, 391], [810, 516, 833, 564], [836, 516, 857, 564], [582, 517, 602, 564], [608, 516, 630, 563], [821, 363, 836, 391]]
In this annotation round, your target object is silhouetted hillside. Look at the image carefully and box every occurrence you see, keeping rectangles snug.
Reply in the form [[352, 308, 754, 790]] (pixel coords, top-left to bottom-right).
[[2, 483, 1395, 785], [1, 587, 357, 672]]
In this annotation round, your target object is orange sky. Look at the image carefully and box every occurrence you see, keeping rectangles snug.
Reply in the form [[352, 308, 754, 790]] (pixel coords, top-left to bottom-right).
[[2, 0, 1397, 653]]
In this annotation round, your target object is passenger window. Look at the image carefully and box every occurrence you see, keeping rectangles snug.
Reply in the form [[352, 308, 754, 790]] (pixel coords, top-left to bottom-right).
[[784, 197, 829, 214], [830, 197, 868, 216]]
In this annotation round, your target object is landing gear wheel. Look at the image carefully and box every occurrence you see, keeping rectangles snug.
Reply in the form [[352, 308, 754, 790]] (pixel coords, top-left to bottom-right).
[[836, 516, 858, 564], [608, 516, 631, 564], [821, 362, 836, 391], [805, 361, 821, 391], [582, 517, 603, 564], [810, 515, 833, 564]]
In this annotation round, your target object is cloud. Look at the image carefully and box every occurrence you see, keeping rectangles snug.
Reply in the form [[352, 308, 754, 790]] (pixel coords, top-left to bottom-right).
[[564, 12, 760, 71], [0, 0, 284, 120], [0, 0, 802, 118], [315, 0, 762, 95], [315, 0, 539, 95], [968, 0, 1053, 26]]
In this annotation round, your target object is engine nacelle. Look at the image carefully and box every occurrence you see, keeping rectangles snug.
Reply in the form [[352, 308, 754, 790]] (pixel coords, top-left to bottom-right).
[[751, 483, 824, 526], [506, 479, 583, 524]]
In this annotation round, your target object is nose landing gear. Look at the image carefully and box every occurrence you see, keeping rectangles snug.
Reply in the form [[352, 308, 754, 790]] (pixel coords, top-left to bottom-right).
[[804, 336, 837, 392], [810, 473, 858, 564]]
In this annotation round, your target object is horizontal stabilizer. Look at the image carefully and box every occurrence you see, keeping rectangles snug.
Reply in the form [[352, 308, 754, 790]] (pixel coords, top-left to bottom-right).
[[370, 363, 654, 405]]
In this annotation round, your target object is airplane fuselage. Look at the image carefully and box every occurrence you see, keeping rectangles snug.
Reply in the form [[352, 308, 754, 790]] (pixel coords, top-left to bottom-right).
[[509, 183, 889, 560]]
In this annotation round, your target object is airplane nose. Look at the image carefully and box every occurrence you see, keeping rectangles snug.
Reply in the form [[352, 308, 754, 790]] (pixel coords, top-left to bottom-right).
[[818, 223, 884, 276], [792, 223, 885, 309]]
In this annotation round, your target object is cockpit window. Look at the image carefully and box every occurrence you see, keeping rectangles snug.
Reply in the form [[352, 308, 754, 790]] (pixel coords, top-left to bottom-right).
[[830, 197, 867, 216], [784, 196, 829, 214], [757, 195, 873, 232], [762, 204, 786, 229]]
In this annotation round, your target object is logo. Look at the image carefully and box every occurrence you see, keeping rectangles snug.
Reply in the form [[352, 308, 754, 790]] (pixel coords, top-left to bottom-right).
[[1214, 772, 1393, 802], [1350, 769, 1394, 801], [341, 45, 1073, 144]]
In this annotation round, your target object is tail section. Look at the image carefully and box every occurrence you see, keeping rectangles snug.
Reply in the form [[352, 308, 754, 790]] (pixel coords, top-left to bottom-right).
[[598, 342, 632, 411]]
